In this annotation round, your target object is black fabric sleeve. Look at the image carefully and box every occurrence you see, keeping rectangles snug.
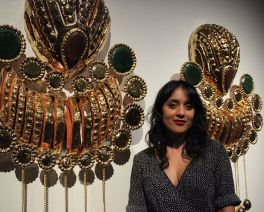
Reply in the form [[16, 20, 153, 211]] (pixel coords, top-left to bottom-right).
[[126, 153, 148, 212], [213, 141, 241, 209]]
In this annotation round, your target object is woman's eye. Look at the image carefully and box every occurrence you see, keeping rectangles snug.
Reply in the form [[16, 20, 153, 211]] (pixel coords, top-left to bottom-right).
[[185, 104, 194, 110], [168, 103, 177, 108]]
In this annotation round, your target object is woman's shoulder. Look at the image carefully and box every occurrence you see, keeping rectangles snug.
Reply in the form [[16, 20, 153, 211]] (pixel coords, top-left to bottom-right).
[[207, 139, 225, 149], [133, 147, 156, 164], [203, 139, 227, 157], [132, 147, 160, 173], [134, 147, 155, 159]]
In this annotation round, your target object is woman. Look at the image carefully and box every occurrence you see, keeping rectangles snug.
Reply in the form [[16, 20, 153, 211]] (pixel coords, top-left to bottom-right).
[[126, 80, 240, 212]]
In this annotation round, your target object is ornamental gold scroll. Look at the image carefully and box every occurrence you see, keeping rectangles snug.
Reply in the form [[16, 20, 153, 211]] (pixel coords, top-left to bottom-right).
[[0, 0, 147, 172], [181, 24, 263, 161]]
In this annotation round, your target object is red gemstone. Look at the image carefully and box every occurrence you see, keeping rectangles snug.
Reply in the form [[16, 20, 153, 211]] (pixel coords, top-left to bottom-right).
[[224, 66, 235, 93], [63, 30, 88, 69]]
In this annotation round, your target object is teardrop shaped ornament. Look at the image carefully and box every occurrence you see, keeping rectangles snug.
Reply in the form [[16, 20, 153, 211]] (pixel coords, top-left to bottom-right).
[[61, 28, 89, 74]]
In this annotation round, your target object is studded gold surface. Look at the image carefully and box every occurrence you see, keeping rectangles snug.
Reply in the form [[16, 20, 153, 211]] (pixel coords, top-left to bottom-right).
[[188, 24, 262, 160]]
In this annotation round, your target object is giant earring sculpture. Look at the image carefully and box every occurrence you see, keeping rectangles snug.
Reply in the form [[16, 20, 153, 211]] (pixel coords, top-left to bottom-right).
[[180, 24, 262, 211], [0, 0, 147, 212]]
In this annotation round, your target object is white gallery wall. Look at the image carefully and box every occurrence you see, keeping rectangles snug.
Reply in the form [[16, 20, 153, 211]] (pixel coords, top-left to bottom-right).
[[0, 0, 263, 211]]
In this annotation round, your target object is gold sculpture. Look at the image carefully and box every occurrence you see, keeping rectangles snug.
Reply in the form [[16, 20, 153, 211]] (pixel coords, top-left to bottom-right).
[[0, 0, 147, 211], [0, 1, 262, 212], [180, 24, 263, 211]]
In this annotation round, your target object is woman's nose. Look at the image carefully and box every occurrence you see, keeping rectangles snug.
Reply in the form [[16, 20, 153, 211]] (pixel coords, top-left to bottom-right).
[[177, 113, 185, 119], [176, 105, 185, 117]]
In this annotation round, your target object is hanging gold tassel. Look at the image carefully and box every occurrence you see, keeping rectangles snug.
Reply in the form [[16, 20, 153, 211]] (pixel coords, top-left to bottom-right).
[[84, 171, 87, 212], [235, 154, 252, 212], [21, 169, 27, 212], [44, 173, 48, 212], [102, 167, 106, 212], [64, 174, 68, 212], [234, 160, 243, 212], [242, 154, 252, 210], [235, 160, 240, 198]]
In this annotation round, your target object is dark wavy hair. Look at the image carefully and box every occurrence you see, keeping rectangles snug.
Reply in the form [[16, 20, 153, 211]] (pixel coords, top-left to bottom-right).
[[146, 80, 209, 169]]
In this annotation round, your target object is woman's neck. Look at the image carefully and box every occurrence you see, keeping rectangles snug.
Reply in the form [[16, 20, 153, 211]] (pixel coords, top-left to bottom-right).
[[165, 132, 186, 149]]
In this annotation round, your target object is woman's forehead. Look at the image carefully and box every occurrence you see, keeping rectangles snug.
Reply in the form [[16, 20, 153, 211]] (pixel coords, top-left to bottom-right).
[[168, 87, 190, 101]]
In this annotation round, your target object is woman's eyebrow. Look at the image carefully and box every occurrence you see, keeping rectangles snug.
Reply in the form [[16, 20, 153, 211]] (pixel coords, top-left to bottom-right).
[[167, 99, 192, 104], [166, 99, 180, 103], [185, 100, 192, 104]]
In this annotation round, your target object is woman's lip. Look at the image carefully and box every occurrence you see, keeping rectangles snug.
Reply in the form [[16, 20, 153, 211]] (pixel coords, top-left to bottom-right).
[[173, 120, 186, 125]]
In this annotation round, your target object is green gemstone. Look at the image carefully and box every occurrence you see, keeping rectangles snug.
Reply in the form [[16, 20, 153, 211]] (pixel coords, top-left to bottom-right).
[[253, 113, 263, 130], [97, 148, 110, 162], [98, 153, 109, 162], [79, 153, 93, 167], [243, 140, 249, 150], [235, 146, 241, 155], [235, 90, 242, 102], [17, 148, 31, 163], [249, 130, 257, 143], [227, 99, 233, 109], [0, 27, 21, 60], [114, 131, 129, 148], [241, 74, 253, 94], [110, 45, 134, 73], [128, 80, 143, 98], [215, 98, 223, 108], [93, 66, 106, 79], [183, 63, 202, 86], [252, 94, 262, 111], [24, 62, 41, 78], [226, 148, 232, 158], [125, 108, 141, 126], [40, 154, 53, 166], [0, 130, 12, 149], [204, 85, 213, 98], [61, 157, 71, 169], [49, 74, 62, 88], [75, 78, 88, 92]]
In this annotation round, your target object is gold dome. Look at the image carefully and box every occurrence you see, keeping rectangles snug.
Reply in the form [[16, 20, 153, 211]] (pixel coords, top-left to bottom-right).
[[24, 0, 110, 78]]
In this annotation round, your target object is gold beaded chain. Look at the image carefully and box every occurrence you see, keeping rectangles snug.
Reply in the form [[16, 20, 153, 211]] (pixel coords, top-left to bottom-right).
[[243, 154, 248, 199], [84, 172, 87, 212], [102, 168, 106, 212], [21, 169, 27, 212], [44, 174, 48, 212], [64, 175, 68, 212], [234, 160, 240, 198]]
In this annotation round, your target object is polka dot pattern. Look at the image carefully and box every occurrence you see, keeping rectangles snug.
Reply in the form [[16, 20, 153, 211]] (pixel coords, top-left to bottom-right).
[[126, 140, 240, 212]]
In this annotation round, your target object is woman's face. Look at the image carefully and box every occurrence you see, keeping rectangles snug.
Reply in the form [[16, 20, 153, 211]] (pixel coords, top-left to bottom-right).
[[162, 87, 195, 135]]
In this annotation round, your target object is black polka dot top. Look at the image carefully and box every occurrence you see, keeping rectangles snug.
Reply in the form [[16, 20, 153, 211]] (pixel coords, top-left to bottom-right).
[[126, 140, 240, 212]]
